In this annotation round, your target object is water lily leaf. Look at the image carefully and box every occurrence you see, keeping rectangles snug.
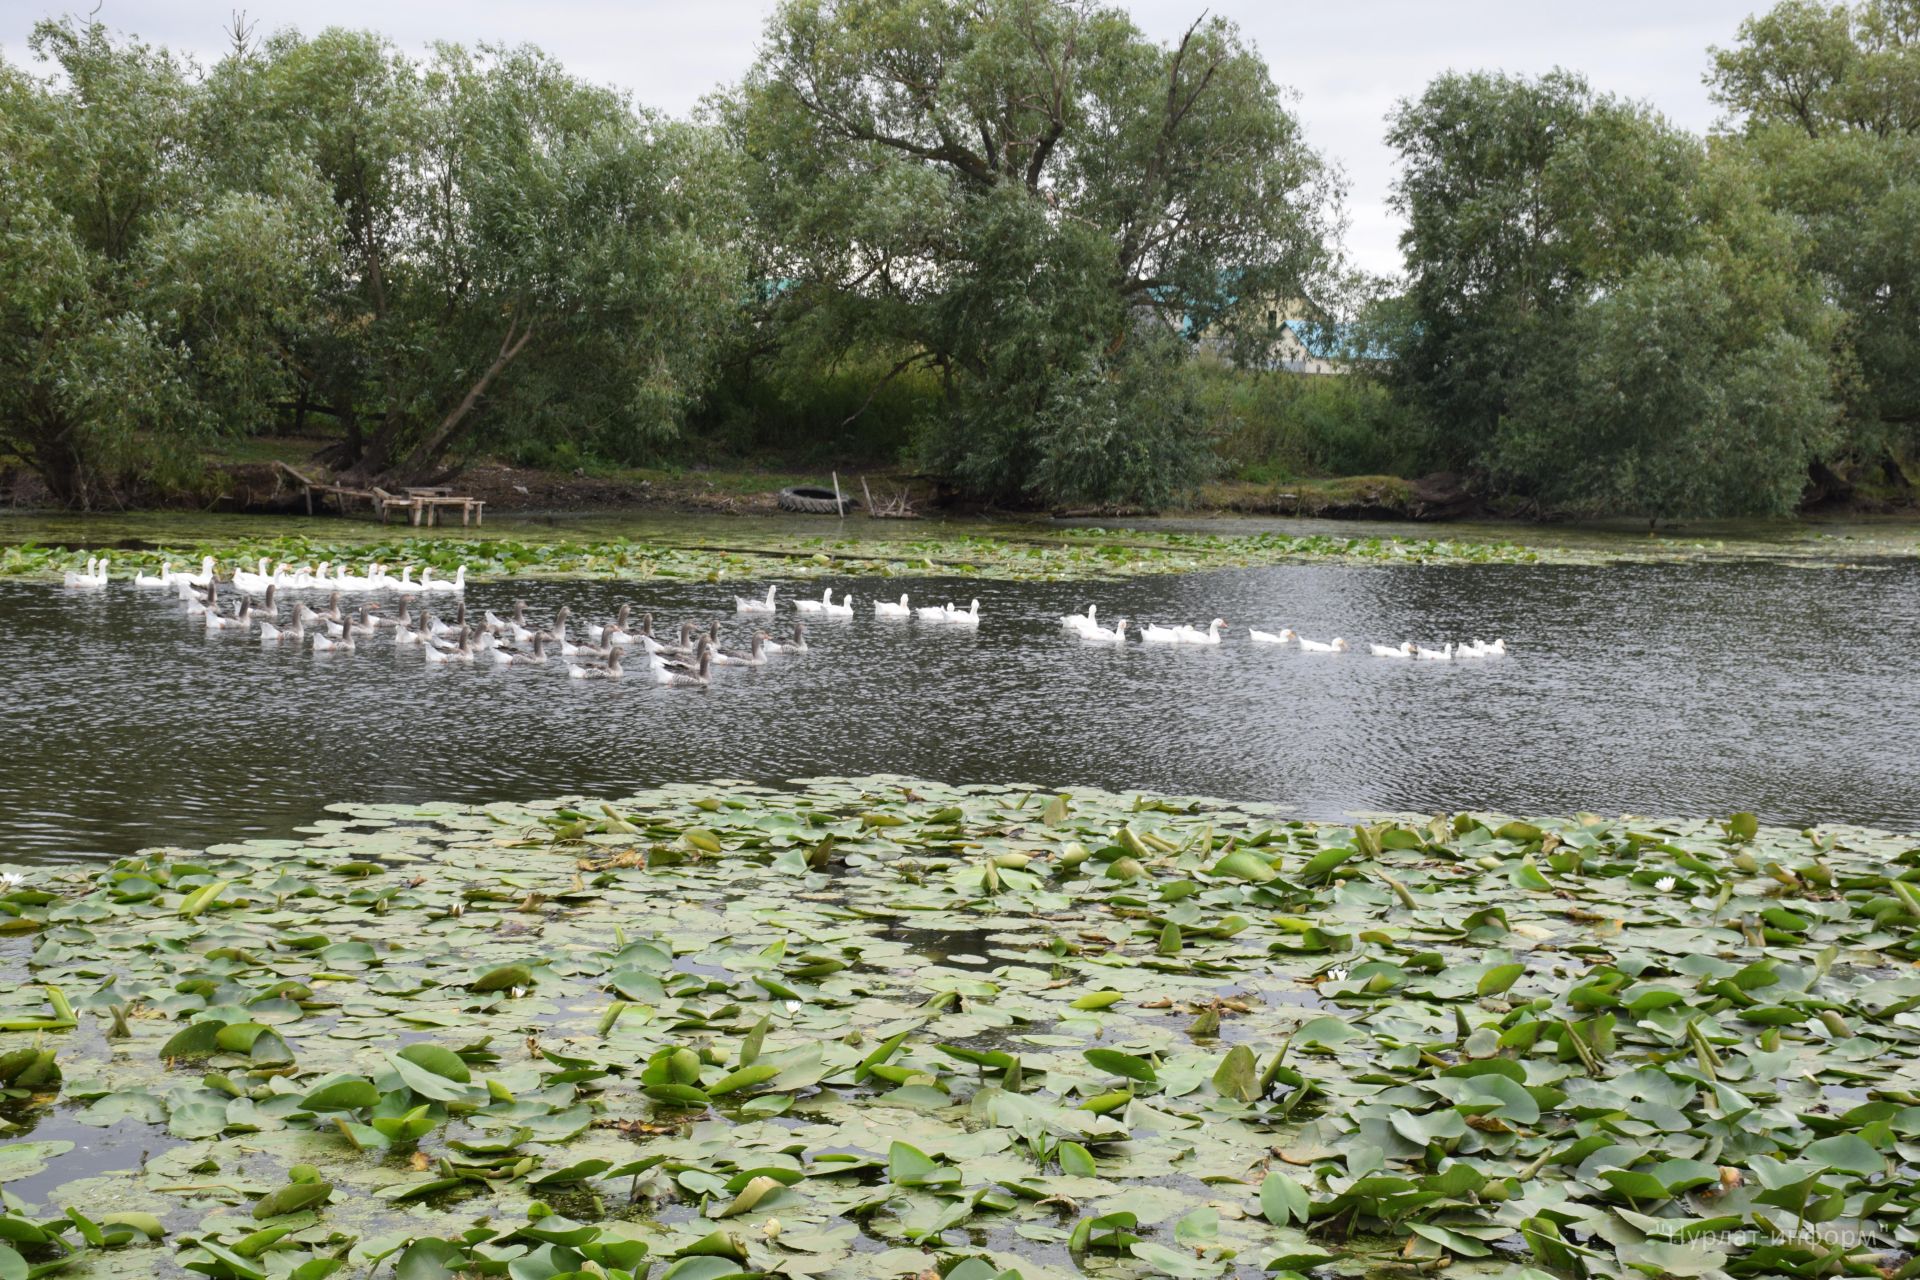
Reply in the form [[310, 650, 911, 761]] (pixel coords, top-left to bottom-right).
[[1289, 1015, 1356, 1051], [393, 1239, 464, 1280], [1084, 1048, 1156, 1083], [253, 1177, 333, 1219], [1476, 962, 1526, 996], [1457, 1073, 1540, 1123], [1260, 1171, 1310, 1226], [1297, 847, 1355, 883], [1391, 1108, 1467, 1145], [1509, 857, 1554, 891], [1409, 1222, 1493, 1258], [713, 1174, 788, 1218], [0, 1140, 72, 1183], [469, 964, 531, 993], [1070, 989, 1124, 1010], [1212, 1045, 1258, 1102], [299, 1074, 380, 1112], [395, 1043, 471, 1082], [1129, 1240, 1224, 1277], [1211, 850, 1276, 882], [673, 1230, 749, 1261], [888, 1140, 959, 1188], [708, 1063, 780, 1096], [1803, 1133, 1884, 1176]]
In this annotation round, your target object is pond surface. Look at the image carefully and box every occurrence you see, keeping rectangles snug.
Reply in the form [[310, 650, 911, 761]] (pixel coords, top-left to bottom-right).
[[3, 556, 1916, 863]]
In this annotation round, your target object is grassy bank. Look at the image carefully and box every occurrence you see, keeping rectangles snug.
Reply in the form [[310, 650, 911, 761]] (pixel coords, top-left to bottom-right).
[[1, 777, 1914, 1279]]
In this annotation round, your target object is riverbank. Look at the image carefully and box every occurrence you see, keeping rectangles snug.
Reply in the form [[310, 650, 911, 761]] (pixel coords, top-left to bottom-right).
[[9, 436, 1913, 526], [1, 776, 1912, 1280]]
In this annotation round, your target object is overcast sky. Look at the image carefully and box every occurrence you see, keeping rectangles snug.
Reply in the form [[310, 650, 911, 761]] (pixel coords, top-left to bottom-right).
[[2, 0, 1766, 277]]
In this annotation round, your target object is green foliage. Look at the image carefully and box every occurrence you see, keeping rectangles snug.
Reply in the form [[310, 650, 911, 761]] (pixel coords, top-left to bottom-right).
[[0, 19, 742, 504], [686, 348, 944, 465], [1709, 0, 1920, 480], [1387, 69, 1840, 517], [1201, 363, 1424, 481], [233, 34, 743, 479], [731, 0, 1340, 508], [1496, 253, 1837, 518], [0, 20, 320, 506]]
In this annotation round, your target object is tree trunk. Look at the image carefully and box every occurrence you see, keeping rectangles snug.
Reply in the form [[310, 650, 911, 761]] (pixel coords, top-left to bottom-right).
[[390, 317, 536, 482]]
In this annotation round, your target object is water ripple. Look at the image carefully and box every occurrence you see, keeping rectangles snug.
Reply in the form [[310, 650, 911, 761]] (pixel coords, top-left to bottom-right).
[[2, 559, 1916, 863]]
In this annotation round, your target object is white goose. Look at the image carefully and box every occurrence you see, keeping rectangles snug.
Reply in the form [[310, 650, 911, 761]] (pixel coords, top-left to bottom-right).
[[822, 591, 855, 617], [1297, 636, 1349, 653], [1174, 618, 1227, 645], [134, 561, 173, 588], [943, 599, 980, 627], [1140, 621, 1184, 643], [1369, 640, 1417, 658], [64, 557, 105, 588], [1083, 616, 1127, 644], [873, 593, 911, 618], [914, 599, 951, 621], [794, 587, 836, 615], [1059, 604, 1099, 635], [232, 558, 276, 594], [1249, 627, 1297, 645], [179, 556, 216, 588], [1459, 638, 1507, 657], [420, 565, 466, 593], [1415, 642, 1454, 661], [335, 563, 381, 591], [735, 585, 778, 614]]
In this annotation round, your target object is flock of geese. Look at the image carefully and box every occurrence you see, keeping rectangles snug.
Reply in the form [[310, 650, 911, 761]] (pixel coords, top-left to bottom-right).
[[1055, 604, 1507, 660], [60, 556, 1508, 675], [65, 555, 827, 687]]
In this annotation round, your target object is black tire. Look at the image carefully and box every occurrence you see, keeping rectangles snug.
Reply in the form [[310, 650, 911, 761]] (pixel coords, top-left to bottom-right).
[[777, 486, 859, 514]]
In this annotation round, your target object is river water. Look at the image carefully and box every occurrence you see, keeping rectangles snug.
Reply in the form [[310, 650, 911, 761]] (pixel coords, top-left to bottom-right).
[[2, 555, 1916, 863]]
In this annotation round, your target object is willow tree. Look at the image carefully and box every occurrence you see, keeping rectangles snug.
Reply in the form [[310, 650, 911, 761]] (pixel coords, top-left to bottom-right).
[[1386, 70, 1838, 518], [232, 32, 743, 482], [0, 20, 321, 506], [730, 0, 1342, 506], [1709, 0, 1920, 481]]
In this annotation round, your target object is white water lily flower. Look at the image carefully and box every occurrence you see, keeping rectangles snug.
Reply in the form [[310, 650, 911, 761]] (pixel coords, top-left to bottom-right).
[[511, 986, 527, 999], [762, 1218, 782, 1239], [784, 999, 801, 1014], [0, 873, 24, 892], [1325, 965, 1349, 983], [1655, 875, 1678, 893]]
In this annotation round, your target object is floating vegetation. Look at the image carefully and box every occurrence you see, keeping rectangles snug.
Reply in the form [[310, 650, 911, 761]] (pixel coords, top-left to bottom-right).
[[2, 779, 1919, 1279], [6, 511, 1914, 587], [0, 528, 1557, 587]]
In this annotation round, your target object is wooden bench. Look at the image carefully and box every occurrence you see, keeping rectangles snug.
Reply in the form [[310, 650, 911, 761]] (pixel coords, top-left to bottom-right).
[[373, 489, 486, 526], [276, 464, 482, 525]]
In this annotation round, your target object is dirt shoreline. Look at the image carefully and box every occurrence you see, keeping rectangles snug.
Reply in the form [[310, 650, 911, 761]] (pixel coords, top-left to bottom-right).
[[4, 454, 1913, 524]]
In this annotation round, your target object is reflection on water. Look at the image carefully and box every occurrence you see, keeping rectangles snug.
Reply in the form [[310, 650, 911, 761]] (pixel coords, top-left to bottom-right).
[[2, 557, 1916, 863]]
